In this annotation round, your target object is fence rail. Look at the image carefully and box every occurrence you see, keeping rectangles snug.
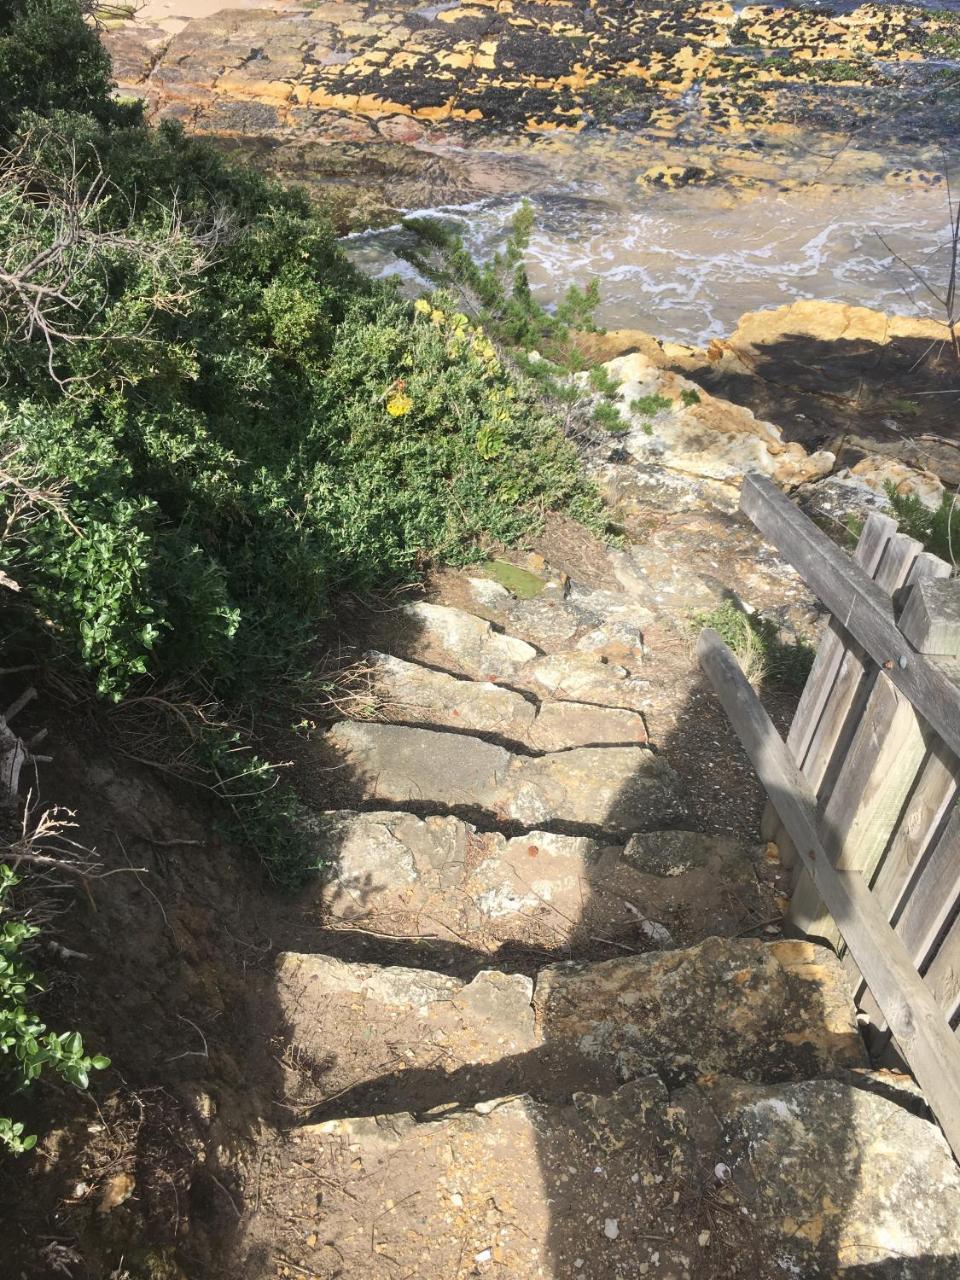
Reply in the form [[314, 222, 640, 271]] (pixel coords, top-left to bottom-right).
[[699, 472, 960, 1160]]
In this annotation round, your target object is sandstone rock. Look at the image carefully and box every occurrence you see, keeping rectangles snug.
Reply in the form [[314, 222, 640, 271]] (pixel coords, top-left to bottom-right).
[[571, 327, 667, 367], [243, 1071, 960, 1278], [535, 936, 865, 1085], [725, 298, 949, 355], [274, 933, 861, 1114], [593, 460, 818, 635], [801, 456, 947, 530], [313, 811, 764, 949], [799, 470, 894, 528], [465, 575, 512, 607], [848, 456, 945, 512], [363, 651, 648, 749], [520, 652, 652, 711], [395, 601, 537, 677], [526, 700, 647, 751], [454, 576, 650, 658], [276, 953, 536, 1109], [104, 0, 951, 222], [600, 349, 835, 491], [365, 650, 536, 741], [700, 1074, 960, 1276], [325, 721, 683, 834]]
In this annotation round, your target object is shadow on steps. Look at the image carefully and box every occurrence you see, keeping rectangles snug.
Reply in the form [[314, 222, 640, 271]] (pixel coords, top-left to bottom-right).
[[238, 592, 960, 1278]]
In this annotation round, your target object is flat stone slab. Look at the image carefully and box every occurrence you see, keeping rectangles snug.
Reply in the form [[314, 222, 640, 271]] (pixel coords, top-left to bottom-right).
[[365, 650, 647, 750], [311, 811, 770, 952], [460, 578, 650, 661], [528, 701, 647, 752], [520, 651, 652, 711], [393, 601, 538, 678], [366, 650, 536, 741], [271, 936, 862, 1118], [325, 722, 681, 836], [241, 1074, 960, 1278], [535, 936, 865, 1087], [276, 954, 536, 1112]]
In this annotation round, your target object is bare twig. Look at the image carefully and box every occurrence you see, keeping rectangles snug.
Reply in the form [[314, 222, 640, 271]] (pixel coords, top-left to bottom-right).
[[0, 130, 229, 386]]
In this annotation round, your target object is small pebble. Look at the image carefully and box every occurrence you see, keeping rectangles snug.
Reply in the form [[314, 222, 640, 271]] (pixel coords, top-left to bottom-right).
[[604, 1218, 620, 1240]]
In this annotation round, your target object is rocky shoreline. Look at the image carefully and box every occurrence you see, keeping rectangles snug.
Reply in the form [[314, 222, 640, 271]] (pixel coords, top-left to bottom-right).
[[575, 300, 958, 532], [103, 0, 960, 227], [100, 2, 960, 502]]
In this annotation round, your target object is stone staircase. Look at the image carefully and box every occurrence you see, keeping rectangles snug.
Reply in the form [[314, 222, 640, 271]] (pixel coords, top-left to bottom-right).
[[237, 569, 960, 1278]]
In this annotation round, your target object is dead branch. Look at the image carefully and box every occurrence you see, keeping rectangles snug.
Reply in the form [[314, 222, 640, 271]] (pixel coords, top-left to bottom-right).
[[876, 150, 960, 360], [0, 130, 231, 386]]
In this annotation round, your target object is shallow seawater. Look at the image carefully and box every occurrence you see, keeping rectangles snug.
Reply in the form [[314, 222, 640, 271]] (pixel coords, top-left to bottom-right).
[[345, 175, 956, 345]]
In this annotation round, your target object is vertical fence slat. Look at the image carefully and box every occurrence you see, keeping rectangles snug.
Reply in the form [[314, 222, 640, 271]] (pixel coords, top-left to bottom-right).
[[873, 737, 958, 921], [803, 532, 922, 797], [925, 917, 960, 1026], [858, 800, 960, 1040], [790, 671, 930, 943], [861, 555, 957, 924], [789, 532, 924, 928], [784, 513, 897, 766], [896, 804, 960, 972], [762, 514, 896, 866]]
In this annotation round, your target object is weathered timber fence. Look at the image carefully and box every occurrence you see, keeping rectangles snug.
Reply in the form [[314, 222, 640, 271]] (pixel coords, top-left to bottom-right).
[[698, 471, 960, 1159]]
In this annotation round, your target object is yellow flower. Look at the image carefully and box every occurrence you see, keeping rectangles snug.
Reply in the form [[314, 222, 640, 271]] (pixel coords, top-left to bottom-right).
[[414, 298, 431, 315], [386, 392, 414, 417], [430, 308, 445, 326]]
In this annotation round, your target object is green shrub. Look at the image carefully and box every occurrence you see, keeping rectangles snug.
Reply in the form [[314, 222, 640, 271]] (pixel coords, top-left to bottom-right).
[[0, 134, 600, 702], [1, 864, 108, 1153], [695, 600, 814, 691], [883, 482, 960, 564], [593, 401, 627, 433], [630, 393, 673, 416], [0, 0, 604, 905], [588, 364, 621, 399], [0, 0, 122, 142], [401, 200, 602, 371]]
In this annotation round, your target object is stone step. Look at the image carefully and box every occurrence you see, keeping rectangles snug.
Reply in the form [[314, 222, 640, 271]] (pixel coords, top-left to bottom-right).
[[392, 595, 649, 683], [521, 650, 652, 712], [458, 574, 651, 663], [365, 650, 648, 750], [242, 1075, 960, 1278], [393, 600, 539, 679], [309, 810, 772, 953], [274, 937, 864, 1117], [324, 722, 682, 837]]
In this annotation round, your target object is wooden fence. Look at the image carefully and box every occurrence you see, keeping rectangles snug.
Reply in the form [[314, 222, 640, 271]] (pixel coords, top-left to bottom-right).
[[698, 472, 960, 1160]]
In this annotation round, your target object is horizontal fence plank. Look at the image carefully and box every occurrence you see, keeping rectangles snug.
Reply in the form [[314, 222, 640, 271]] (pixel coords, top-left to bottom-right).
[[740, 473, 960, 762], [698, 626, 960, 1160]]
